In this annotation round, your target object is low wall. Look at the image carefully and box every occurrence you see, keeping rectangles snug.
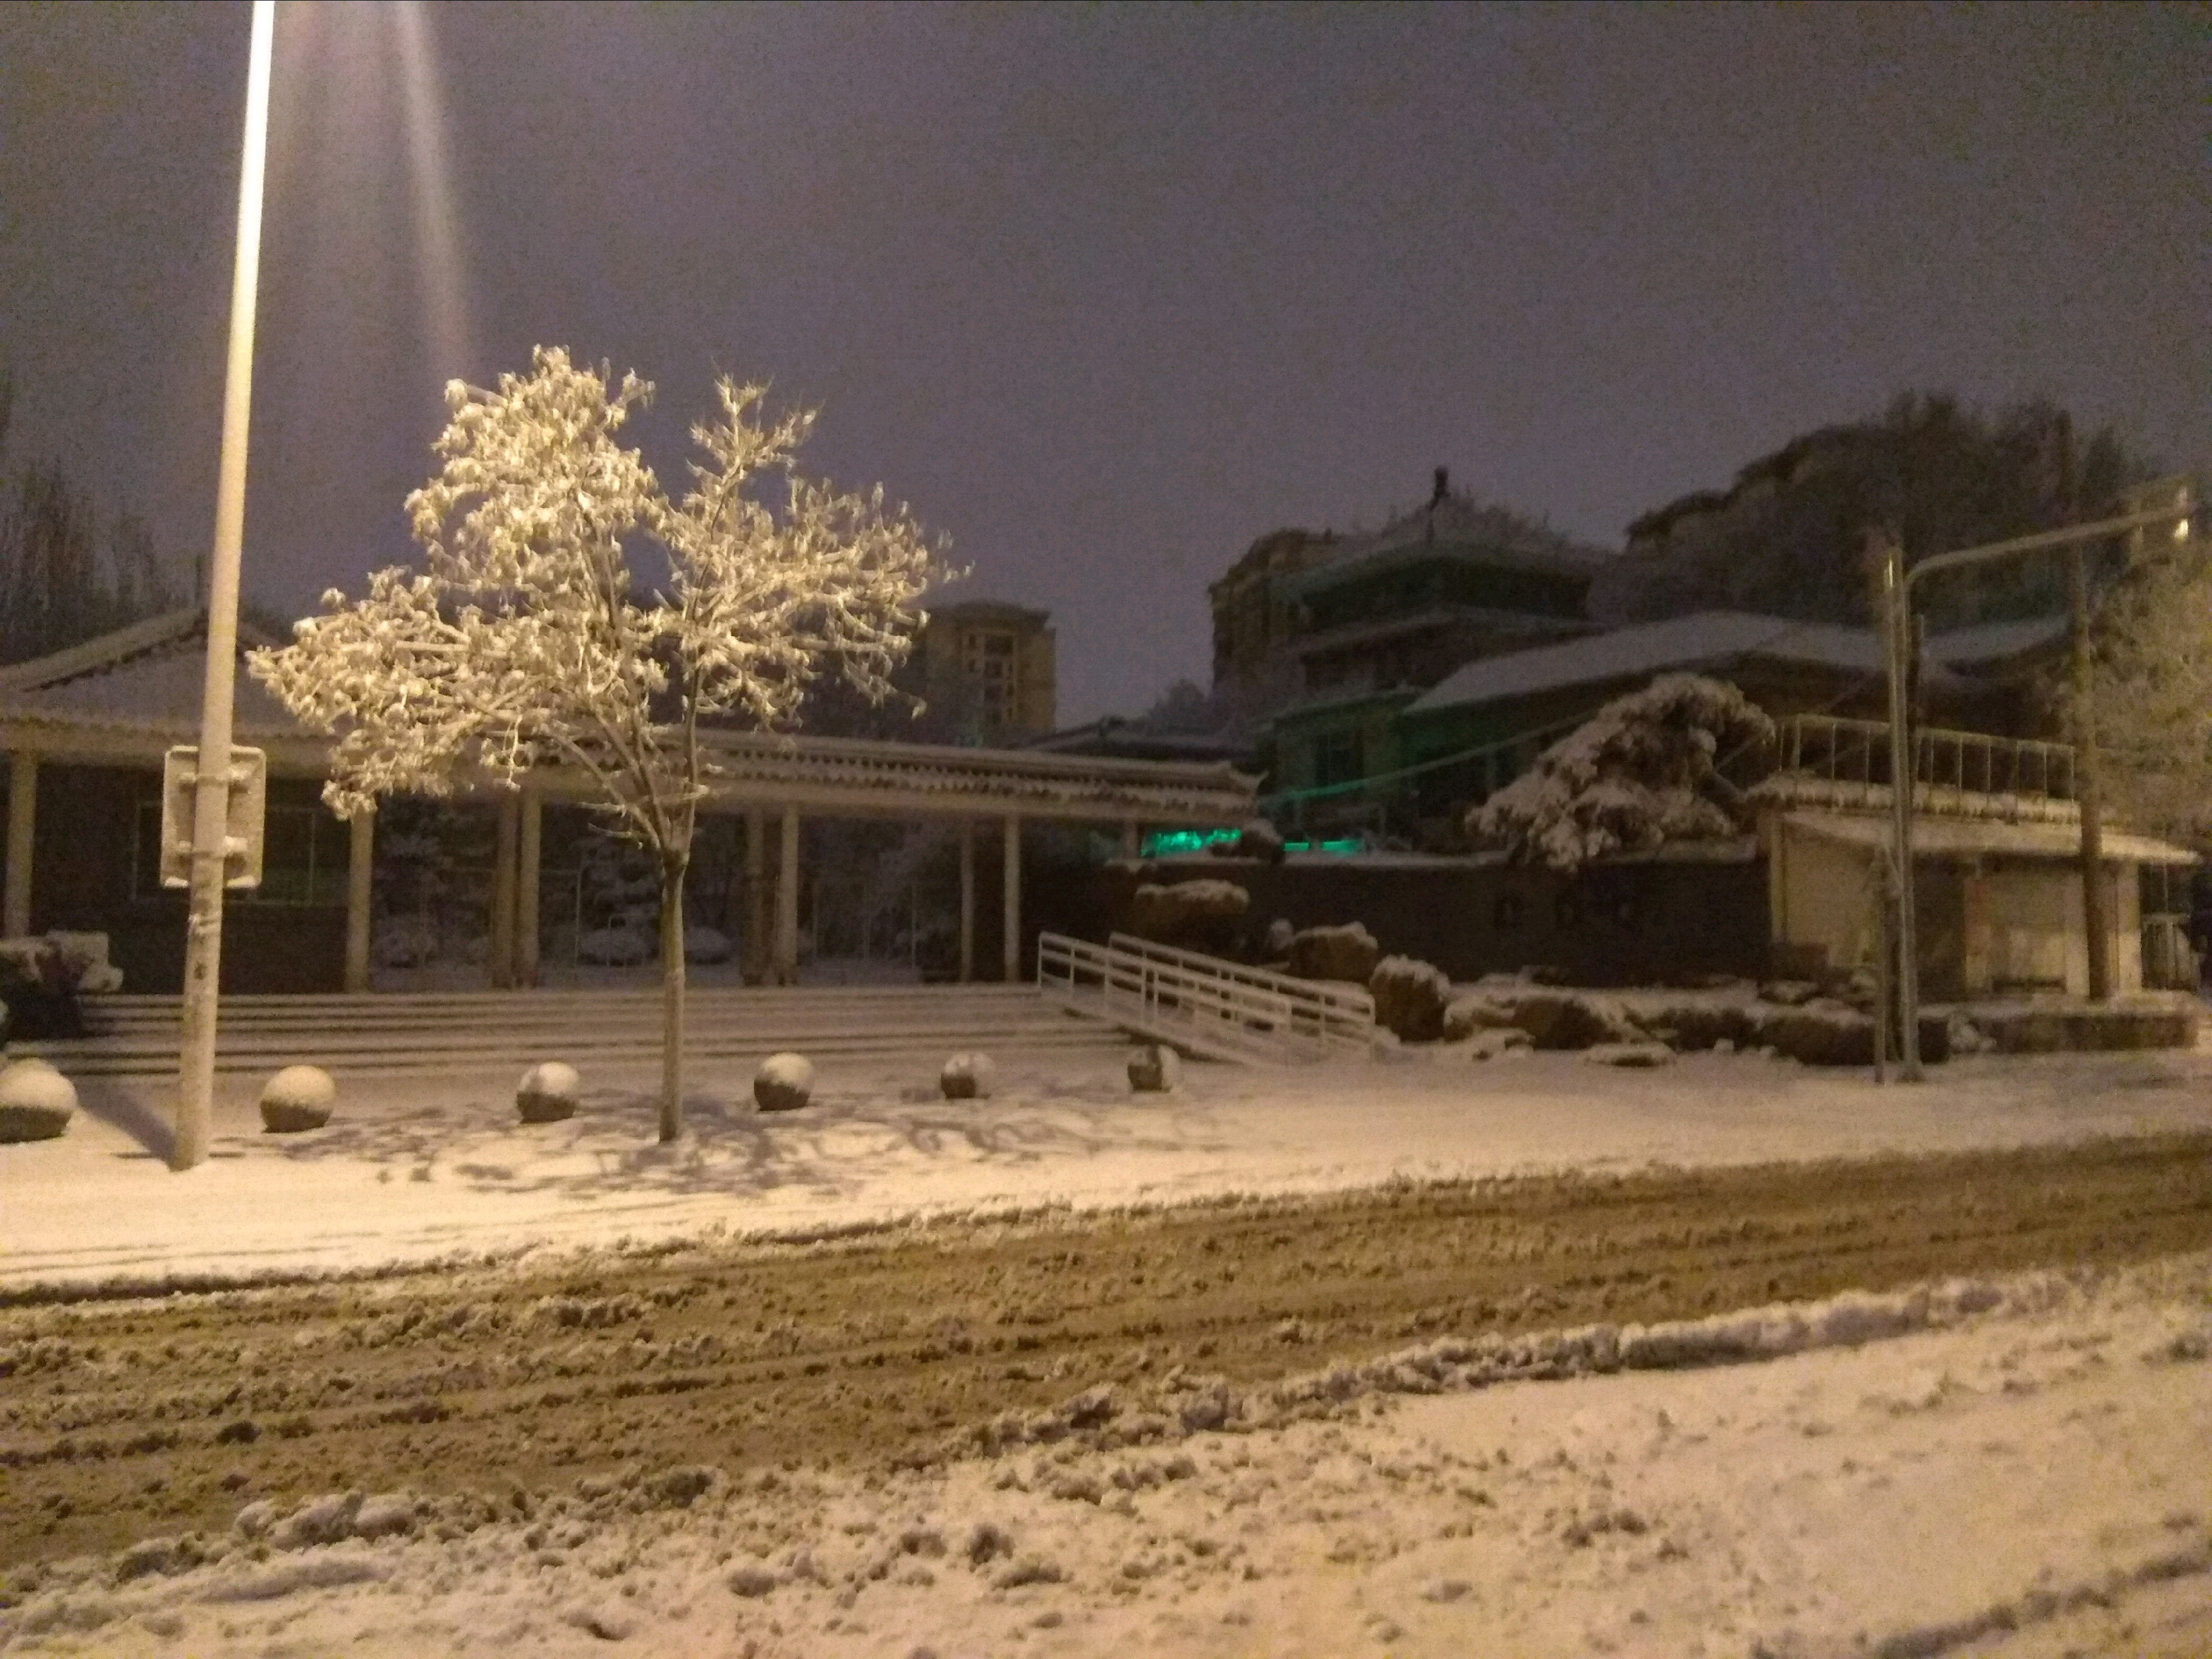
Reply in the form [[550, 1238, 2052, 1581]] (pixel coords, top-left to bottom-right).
[[1074, 852, 1773, 986]]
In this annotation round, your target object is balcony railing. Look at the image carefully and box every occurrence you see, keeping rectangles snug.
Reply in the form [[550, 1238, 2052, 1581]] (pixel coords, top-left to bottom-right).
[[1763, 714, 2079, 821]]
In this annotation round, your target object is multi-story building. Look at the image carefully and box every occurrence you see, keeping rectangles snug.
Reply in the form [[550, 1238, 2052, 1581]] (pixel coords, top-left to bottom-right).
[[908, 599, 1057, 744]]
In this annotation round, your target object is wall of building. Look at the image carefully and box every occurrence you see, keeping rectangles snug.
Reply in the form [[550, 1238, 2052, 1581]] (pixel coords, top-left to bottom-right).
[[24, 764, 347, 995]]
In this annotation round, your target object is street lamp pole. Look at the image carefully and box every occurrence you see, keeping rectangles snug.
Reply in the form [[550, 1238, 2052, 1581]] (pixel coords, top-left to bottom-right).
[[1877, 482, 2198, 1085], [175, 0, 277, 1171]]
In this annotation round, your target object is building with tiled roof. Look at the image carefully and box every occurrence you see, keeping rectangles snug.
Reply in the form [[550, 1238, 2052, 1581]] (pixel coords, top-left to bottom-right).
[[0, 608, 1256, 995]]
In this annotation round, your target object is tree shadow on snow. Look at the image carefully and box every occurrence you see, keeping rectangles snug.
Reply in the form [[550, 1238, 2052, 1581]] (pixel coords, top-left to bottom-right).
[[253, 1060, 1228, 1208]]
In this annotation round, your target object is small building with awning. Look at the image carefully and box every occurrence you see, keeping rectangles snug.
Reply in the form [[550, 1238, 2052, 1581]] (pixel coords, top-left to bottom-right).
[[0, 609, 1259, 995]]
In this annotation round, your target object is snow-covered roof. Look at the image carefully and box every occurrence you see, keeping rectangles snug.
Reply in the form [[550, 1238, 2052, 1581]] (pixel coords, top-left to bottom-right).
[[1405, 611, 1953, 717], [1283, 492, 1610, 601], [1782, 809, 2196, 867], [1922, 615, 2069, 669], [0, 611, 1254, 824], [0, 607, 304, 732]]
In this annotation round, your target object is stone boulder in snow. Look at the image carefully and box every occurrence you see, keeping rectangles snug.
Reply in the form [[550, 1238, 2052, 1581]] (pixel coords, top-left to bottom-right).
[[1625, 996, 1756, 1052], [1287, 922, 1380, 984], [0, 1058, 76, 1142], [1452, 985, 1646, 1050], [940, 1052, 995, 1100], [1457, 1027, 1534, 1061], [259, 1065, 336, 1133], [1127, 1043, 1181, 1092], [753, 1052, 815, 1113], [1130, 880, 1249, 954], [516, 1061, 581, 1124], [1369, 955, 1451, 1042], [1583, 1040, 1675, 1068], [1441, 994, 1522, 1041]]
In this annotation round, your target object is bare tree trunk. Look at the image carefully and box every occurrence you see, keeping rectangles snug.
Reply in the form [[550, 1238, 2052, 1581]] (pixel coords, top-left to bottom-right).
[[658, 857, 686, 1142]]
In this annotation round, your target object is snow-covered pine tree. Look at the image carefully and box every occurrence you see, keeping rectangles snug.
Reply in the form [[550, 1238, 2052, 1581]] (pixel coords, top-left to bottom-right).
[[250, 347, 943, 1141], [1469, 674, 1774, 873]]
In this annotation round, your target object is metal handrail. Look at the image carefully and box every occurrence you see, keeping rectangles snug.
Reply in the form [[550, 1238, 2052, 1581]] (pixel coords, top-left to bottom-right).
[[1771, 713, 2077, 800], [1036, 932, 1374, 1062]]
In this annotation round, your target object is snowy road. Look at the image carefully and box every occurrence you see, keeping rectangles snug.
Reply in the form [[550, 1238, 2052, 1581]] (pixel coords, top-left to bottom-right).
[[8, 1043, 2212, 1288]]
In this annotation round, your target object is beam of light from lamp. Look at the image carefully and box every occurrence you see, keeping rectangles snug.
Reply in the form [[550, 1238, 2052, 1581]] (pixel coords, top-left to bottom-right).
[[394, 0, 473, 391]]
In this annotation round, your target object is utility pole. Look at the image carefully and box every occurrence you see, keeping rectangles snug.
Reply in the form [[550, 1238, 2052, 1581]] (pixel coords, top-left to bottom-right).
[[1873, 528, 1923, 1079], [1878, 478, 2197, 1078], [175, 0, 275, 1170], [2055, 419, 2110, 1001]]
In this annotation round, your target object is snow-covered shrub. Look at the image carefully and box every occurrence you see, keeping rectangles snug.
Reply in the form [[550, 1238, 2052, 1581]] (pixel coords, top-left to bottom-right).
[[576, 925, 652, 967], [371, 914, 441, 970], [683, 924, 733, 965], [1370, 955, 1451, 1042], [1287, 921, 1380, 984], [1470, 674, 1774, 872], [1129, 880, 1248, 954]]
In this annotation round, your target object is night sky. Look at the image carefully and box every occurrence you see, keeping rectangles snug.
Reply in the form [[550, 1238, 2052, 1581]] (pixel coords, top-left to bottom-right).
[[3, 2, 2204, 724]]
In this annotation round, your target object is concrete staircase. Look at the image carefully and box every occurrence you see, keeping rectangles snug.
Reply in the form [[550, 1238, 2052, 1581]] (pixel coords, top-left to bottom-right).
[[17, 984, 1127, 1079]]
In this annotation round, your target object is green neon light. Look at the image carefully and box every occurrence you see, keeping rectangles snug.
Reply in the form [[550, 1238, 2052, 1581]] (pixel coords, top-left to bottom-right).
[[1139, 828, 1240, 857]]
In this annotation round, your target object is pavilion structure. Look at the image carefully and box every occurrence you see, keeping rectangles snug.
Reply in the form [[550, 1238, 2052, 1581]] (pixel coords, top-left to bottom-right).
[[0, 609, 1257, 995]]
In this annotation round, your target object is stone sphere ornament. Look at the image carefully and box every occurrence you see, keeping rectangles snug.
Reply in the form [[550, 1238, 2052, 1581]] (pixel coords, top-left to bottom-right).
[[516, 1061, 581, 1124], [939, 1052, 995, 1100], [1127, 1043, 1182, 1093], [0, 1058, 77, 1142], [753, 1052, 815, 1113], [259, 1065, 337, 1133]]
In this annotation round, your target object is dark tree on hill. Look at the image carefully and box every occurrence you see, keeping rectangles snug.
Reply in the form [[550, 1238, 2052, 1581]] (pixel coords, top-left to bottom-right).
[[1593, 394, 2156, 631], [0, 374, 180, 665]]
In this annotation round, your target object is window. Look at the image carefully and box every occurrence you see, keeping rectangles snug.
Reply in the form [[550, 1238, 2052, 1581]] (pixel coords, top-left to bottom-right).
[[1313, 730, 1364, 791], [1491, 892, 1523, 930], [961, 628, 1018, 727], [135, 798, 349, 905]]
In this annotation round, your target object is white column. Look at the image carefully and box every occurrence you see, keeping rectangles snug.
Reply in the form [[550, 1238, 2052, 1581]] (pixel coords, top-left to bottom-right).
[[958, 819, 976, 984], [490, 793, 518, 989], [343, 804, 374, 994], [3, 751, 35, 938], [1002, 811, 1021, 983], [744, 807, 767, 986], [775, 808, 800, 984], [517, 790, 542, 987]]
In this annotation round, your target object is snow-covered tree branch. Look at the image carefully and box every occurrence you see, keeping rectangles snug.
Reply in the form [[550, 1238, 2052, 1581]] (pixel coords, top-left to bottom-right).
[[1469, 674, 1775, 873], [249, 347, 945, 1140]]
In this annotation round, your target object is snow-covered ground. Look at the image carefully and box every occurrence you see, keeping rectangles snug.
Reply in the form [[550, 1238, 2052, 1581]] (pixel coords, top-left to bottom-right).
[[5, 1255, 2208, 1658], [7, 1043, 2212, 1288]]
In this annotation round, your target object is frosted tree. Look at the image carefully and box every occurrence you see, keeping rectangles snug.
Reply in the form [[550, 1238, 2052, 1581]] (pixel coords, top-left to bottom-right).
[[2073, 517, 2212, 839], [251, 347, 941, 1140], [1470, 674, 1774, 872]]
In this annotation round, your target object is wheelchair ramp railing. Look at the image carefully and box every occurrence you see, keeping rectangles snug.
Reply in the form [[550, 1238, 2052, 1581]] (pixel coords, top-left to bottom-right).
[[1035, 931, 1375, 1064]]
